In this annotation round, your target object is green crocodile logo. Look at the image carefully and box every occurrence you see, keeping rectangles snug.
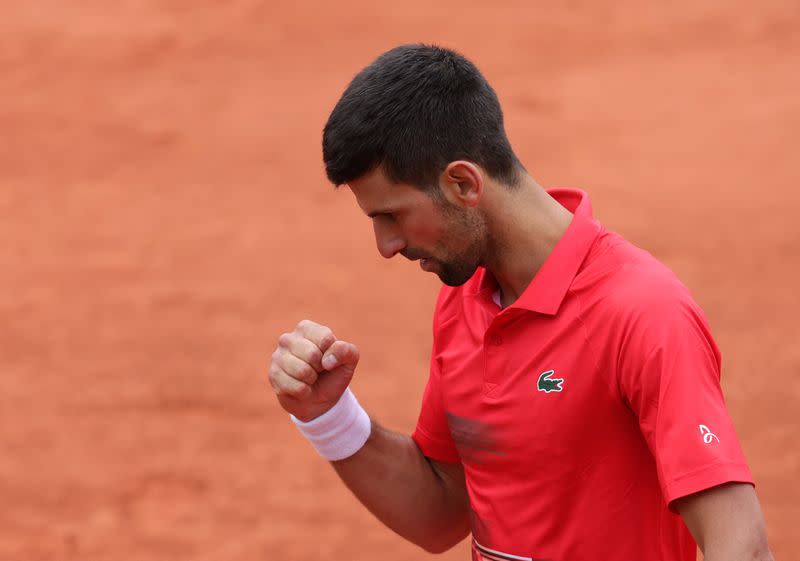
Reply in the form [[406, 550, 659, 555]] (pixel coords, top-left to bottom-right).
[[537, 370, 564, 393]]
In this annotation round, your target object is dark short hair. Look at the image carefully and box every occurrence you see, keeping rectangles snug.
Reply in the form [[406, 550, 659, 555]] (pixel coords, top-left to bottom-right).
[[322, 44, 521, 191]]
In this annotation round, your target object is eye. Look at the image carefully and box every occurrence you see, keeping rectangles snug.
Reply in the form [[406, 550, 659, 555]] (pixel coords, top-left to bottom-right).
[[372, 212, 396, 223]]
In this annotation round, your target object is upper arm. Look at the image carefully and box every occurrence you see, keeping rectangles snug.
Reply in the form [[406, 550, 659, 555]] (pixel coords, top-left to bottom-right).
[[428, 458, 471, 541], [429, 458, 468, 500], [674, 482, 773, 560], [615, 280, 754, 504]]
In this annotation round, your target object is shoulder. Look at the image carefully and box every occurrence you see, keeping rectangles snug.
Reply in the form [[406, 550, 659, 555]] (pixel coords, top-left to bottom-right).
[[577, 230, 706, 326], [573, 231, 720, 374]]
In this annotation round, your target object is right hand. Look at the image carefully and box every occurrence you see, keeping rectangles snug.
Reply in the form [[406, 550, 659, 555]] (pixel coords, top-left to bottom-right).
[[268, 319, 360, 422]]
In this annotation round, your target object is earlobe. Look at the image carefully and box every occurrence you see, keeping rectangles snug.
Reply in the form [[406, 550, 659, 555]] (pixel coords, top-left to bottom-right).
[[442, 161, 483, 207]]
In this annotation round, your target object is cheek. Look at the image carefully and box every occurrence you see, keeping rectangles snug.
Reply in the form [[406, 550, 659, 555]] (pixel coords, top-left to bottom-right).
[[402, 214, 443, 244]]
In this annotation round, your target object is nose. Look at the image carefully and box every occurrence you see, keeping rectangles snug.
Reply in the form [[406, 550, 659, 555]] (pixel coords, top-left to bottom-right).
[[373, 220, 406, 259]]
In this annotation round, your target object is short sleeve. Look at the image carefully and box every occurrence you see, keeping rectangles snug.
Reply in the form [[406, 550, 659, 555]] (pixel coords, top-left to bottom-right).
[[618, 287, 753, 508], [411, 295, 460, 463]]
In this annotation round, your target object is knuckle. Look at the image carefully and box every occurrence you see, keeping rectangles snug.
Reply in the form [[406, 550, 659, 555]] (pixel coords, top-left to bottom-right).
[[291, 362, 314, 383], [287, 383, 309, 399], [319, 330, 335, 348], [278, 332, 293, 347], [267, 368, 283, 390], [300, 365, 318, 384], [271, 354, 285, 372], [294, 384, 312, 399], [307, 347, 323, 365]]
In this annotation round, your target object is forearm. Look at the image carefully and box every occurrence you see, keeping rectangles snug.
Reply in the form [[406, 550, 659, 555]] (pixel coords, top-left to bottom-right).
[[703, 550, 775, 561], [699, 530, 774, 561], [331, 419, 470, 553], [269, 322, 470, 552], [701, 546, 774, 561], [677, 483, 775, 561]]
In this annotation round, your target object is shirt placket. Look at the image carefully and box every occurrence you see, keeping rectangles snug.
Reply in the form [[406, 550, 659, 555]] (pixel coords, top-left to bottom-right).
[[483, 315, 511, 396]]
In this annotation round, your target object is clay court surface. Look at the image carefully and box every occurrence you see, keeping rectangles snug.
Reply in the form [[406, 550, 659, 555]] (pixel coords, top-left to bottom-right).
[[2, 1, 799, 559]]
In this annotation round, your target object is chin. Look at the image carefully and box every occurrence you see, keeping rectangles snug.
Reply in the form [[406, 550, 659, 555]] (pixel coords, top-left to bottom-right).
[[437, 264, 479, 287]]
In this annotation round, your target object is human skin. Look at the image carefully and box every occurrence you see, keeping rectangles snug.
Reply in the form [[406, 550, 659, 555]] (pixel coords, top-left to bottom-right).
[[268, 164, 775, 558], [269, 319, 470, 552]]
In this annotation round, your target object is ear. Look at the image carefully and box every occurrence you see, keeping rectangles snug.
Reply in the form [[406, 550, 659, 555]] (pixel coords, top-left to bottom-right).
[[439, 161, 483, 208]]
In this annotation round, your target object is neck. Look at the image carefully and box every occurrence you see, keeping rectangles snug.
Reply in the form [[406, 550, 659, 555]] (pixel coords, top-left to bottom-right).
[[481, 174, 573, 307]]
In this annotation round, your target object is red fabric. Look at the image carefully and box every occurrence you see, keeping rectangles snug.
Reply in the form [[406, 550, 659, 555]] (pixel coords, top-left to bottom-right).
[[411, 189, 753, 561]]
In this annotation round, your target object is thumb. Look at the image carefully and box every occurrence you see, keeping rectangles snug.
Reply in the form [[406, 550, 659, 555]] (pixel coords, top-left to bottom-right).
[[321, 340, 359, 372]]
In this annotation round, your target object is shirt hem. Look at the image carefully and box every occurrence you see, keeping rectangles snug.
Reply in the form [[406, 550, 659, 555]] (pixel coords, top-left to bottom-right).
[[664, 461, 754, 511], [411, 426, 461, 463]]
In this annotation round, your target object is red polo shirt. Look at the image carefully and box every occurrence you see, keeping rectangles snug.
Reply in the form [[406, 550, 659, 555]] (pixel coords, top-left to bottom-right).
[[411, 189, 753, 561]]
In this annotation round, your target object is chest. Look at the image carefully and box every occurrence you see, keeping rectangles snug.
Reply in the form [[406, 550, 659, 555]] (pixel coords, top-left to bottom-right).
[[436, 302, 628, 473]]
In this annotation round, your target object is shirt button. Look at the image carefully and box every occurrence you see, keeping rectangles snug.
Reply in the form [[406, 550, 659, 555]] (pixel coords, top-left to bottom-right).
[[491, 335, 503, 346]]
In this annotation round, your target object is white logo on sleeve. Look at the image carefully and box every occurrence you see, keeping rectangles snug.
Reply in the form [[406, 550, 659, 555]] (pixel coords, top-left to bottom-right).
[[699, 424, 720, 444]]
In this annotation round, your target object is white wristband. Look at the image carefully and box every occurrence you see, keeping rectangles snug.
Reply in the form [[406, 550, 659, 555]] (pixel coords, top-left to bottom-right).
[[290, 388, 371, 461]]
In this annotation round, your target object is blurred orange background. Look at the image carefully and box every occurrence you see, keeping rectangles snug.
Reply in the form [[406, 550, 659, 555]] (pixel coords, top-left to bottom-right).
[[1, 1, 798, 559]]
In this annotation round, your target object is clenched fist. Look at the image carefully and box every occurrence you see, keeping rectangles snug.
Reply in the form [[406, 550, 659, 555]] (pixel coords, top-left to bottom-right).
[[269, 319, 360, 422]]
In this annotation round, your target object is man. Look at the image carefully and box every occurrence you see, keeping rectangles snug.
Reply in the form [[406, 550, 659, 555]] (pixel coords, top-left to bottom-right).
[[268, 44, 774, 560]]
